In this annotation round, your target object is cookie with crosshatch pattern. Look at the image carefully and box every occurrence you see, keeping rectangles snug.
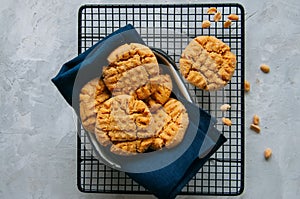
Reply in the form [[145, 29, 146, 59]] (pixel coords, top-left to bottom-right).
[[102, 43, 160, 96], [98, 96, 189, 155], [79, 78, 110, 133], [94, 95, 152, 147], [179, 36, 236, 91]]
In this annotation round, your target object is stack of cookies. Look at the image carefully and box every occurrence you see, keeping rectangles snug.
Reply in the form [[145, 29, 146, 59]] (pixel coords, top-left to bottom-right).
[[79, 43, 189, 155]]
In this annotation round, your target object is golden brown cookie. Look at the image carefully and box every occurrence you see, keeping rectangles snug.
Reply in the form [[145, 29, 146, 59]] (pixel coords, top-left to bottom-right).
[[94, 95, 189, 155], [159, 98, 189, 148], [102, 43, 159, 94], [79, 78, 110, 133], [94, 95, 151, 147], [179, 36, 236, 91]]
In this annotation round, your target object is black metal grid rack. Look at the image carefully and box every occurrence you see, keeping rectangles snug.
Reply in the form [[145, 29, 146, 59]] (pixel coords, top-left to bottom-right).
[[77, 4, 245, 196]]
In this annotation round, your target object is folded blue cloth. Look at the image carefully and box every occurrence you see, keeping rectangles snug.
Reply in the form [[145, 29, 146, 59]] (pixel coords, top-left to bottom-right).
[[51, 24, 226, 199]]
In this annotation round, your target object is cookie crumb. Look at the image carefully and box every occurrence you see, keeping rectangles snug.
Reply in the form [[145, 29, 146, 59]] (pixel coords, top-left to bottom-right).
[[244, 80, 250, 92], [207, 7, 217, 14], [264, 148, 272, 160], [228, 14, 239, 21], [214, 12, 222, 22], [222, 117, 232, 126], [260, 64, 270, 73]]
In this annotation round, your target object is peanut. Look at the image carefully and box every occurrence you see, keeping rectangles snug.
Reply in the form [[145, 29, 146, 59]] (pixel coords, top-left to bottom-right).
[[244, 80, 250, 92], [214, 12, 222, 22], [202, 20, 211, 28], [207, 7, 217, 14], [260, 64, 270, 73], [224, 20, 232, 28], [253, 114, 260, 125], [220, 104, 231, 111], [222, 117, 232, 126], [264, 148, 272, 160], [250, 124, 260, 133], [228, 14, 239, 21]]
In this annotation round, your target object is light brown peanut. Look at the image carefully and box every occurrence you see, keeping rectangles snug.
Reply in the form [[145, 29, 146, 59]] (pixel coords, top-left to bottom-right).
[[220, 104, 231, 111], [253, 114, 260, 125], [264, 148, 272, 160], [202, 20, 211, 28], [244, 80, 250, 92], [224, 20, 232, 28], [260, 64, 270, 73], [222, 117, 232, 126], [228, 14, 239, 21], [207, 7, 217, 14], [214, 12, 222, 22], [250, 124, 260, 133]]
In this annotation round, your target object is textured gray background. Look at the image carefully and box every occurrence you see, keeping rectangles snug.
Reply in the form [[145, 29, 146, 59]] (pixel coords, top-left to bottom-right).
[[1, 0, 300, 198]]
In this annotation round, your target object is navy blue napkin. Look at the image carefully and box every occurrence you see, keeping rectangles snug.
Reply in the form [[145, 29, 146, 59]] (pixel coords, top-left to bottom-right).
[[51, 24, 226, 199]]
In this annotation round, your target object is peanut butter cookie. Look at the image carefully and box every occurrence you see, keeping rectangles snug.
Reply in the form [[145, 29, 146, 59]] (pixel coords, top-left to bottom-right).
[[94, 95, 189, 155], [180, 36, 236, 91], [159, 98, 189, 148], [79, 78, 110, 133], [102, 43, 159, 94], [95, 95, 151, 147]]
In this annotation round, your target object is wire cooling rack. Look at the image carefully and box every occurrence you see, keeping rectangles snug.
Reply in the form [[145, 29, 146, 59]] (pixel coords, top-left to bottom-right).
[[77, 4, 245, 196]]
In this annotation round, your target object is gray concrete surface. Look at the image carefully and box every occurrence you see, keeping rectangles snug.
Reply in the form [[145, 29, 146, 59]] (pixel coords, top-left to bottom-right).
[[1, 0, 300, 198]]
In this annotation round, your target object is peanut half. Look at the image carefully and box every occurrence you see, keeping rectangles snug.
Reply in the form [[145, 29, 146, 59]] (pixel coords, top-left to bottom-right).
[[222, 117, 232, 126], [244, 80, 250, 92], [207, 7, 217, 14], [228, 14, 239, 21], [224, 20, 232, 28], [202, 20, 211, 28], [260, 64, 270, 73], [253, 114, 260, 125], [220, 104, 231, 111], [264, 148, 272, 160], [214, 12, 222, 22], [250, 124, 260, 133]]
